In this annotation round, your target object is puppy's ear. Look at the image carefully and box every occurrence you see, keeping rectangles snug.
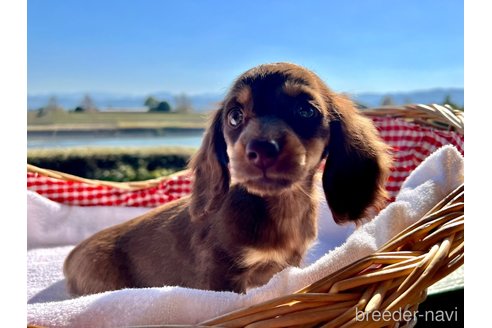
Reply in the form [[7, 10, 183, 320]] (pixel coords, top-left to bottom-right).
[[189, 109, 230, 220], [322, 95, 392, 224]]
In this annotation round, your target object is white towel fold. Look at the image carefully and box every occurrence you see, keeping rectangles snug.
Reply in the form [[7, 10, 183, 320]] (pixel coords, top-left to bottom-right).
[[27, 145, 464, 328]]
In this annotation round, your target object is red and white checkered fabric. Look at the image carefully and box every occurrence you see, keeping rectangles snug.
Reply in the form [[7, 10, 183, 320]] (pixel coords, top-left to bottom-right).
[[27, 117, 463, 207], [373, 117, 464, 199], [27, 172, 192, 207]]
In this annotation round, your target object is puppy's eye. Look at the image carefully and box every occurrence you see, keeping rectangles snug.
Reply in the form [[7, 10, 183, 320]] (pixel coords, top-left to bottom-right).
[[297, 106, 316, 119], [228, 108, 244, 127]]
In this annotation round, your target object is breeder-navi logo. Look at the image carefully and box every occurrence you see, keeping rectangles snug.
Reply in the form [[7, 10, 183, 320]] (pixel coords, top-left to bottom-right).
[[355, 307, 459, 323]]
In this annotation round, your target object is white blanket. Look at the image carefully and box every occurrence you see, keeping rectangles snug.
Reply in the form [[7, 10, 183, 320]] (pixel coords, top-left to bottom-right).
[[27, 145, 464, 328]]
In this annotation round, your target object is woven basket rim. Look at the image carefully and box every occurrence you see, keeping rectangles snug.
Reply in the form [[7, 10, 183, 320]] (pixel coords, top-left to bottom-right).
[[362, 103, 464, 134], [27, 163, 191, 191]]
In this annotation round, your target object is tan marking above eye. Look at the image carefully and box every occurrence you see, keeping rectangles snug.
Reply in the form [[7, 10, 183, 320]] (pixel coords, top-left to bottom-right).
[[282, 82, 322, 109], [283, 81, 304, 97], [235, 85, 252, 106]]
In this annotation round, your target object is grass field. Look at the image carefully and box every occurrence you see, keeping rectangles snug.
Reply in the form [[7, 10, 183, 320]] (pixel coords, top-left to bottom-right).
[[27, 111, 205, 180], [27, 110, 210, 131]]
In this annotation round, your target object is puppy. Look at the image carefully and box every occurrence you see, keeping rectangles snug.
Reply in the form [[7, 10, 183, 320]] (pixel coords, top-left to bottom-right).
[[63, 62, 391, 295]]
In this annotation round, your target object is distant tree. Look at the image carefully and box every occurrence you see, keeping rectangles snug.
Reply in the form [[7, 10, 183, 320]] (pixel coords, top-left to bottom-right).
[[149, 100, 171, 112], [144, 96, 159, 110], [37, 96, 64, 117], [79, 94, 98, 112], [174, 93, 193, 113], [36, 107, 47, 117], [74, 106, 85, 112], [381, 95, 395, 106], [442, 95, 462, 110], [46, 96, 61, 110]]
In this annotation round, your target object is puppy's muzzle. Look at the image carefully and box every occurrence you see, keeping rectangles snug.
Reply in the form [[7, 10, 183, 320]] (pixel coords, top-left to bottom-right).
[[246, 139, 280, 170]]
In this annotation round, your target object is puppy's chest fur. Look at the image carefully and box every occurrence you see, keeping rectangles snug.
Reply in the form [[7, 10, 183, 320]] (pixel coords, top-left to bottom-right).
[[204, 185, 319, 290]]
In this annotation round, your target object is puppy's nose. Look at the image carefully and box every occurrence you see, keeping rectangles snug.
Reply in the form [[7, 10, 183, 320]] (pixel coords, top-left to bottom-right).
[[246, 139, 280, 169]]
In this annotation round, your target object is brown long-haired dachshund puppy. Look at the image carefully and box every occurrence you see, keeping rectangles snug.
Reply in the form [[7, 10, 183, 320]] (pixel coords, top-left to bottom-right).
[[64, 63, 392, 295]]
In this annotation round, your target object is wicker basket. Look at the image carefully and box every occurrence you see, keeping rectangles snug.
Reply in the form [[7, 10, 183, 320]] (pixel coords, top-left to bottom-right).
[[362, 103, 464, 134], [199, 184, 463, 328], [27, 104, 464, 328]]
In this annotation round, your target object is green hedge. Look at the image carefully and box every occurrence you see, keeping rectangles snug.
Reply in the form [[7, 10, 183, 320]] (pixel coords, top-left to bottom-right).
[[27, 147, 196, 182]]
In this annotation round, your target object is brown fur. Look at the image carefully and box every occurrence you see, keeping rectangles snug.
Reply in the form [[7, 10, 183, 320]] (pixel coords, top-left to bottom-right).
[[63, 62, 392, 295]]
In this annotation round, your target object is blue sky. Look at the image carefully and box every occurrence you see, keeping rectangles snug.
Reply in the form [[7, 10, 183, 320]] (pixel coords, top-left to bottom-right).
[[28, 0, 463, 96]]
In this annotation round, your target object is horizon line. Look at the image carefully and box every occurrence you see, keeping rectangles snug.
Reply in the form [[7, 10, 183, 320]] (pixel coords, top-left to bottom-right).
[[27, 86, 465, 97]]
